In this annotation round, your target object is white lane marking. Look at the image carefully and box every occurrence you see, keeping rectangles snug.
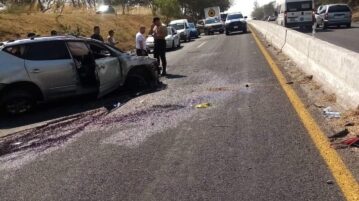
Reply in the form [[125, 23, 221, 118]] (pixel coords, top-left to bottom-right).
[[197, 41, 207, 48]]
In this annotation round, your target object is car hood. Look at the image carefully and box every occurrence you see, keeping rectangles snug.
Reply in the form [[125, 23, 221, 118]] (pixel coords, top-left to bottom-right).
[[225, 19, 245, 24], [205, 23, 223, 27], [118, 52, 157, 68], [176, 29, 185, 34]]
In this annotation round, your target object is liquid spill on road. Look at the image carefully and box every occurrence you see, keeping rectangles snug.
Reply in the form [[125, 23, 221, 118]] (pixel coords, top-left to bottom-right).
[[0, 109, 107, 157], [0, 104, 185, 158], [98, 104, 185, 127]]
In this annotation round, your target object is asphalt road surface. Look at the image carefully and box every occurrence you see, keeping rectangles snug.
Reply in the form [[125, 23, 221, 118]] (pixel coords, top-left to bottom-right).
[[0, 33, 350, 200], [303, 22, 359, 53]]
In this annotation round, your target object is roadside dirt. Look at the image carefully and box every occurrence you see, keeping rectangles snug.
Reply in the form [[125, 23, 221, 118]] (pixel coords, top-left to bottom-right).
[[0, 11, 153, 50], [255, 31, 359, 177]]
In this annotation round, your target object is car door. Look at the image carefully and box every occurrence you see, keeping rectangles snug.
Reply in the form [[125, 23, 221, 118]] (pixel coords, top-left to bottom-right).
[[24, 41, 77, 99], [88, 41, 121, 98]]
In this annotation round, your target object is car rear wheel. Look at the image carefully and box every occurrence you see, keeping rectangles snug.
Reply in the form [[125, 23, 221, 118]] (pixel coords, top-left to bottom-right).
[[1, 89, 36, 115]]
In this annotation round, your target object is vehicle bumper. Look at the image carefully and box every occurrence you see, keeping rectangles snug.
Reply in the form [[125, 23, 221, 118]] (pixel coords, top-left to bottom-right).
[[226, 23, 246, 32], [190, 31, 198, 37], [286, 21, 313, 28], [205, 27, 224, 33], [324, 20, 351, 26], [179, 34, 187, 40]]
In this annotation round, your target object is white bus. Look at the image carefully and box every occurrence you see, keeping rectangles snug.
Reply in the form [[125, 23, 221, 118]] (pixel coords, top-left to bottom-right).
[[276, 0, 315, 28]]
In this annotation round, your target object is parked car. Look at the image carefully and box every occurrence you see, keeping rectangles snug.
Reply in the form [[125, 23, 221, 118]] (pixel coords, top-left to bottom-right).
[[0, 36, 159, 115], [169, 19, 191, 42], [166, 27, 181, 49], [146, 27, 181, 53], [267, 15, 277, 21], [0, 3, 7, 12], [96, 5, 116, 14], [225, 12, 247, 35], [188, 23, 199, 38], [204, 17, 224, 35], [316, 4, 352, 28]]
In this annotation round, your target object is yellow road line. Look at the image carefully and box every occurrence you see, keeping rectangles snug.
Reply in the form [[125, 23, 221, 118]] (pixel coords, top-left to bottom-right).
[[250, 27, 359, 201]]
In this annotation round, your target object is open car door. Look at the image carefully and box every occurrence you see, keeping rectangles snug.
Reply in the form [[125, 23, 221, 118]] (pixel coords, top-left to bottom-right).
[[88, 42, 122, 98]]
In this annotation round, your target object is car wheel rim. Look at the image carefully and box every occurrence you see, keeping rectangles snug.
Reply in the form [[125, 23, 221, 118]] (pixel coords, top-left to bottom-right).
[[6, 98, 32, 114]]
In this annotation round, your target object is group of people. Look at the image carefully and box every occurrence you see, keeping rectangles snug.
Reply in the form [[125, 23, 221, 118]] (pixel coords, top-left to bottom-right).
[[90, 17, 168, 76], [24, 17, 168, 76]]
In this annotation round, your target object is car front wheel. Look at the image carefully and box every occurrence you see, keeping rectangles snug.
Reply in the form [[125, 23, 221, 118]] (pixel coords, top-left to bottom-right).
[[1, 89, 36, 115]]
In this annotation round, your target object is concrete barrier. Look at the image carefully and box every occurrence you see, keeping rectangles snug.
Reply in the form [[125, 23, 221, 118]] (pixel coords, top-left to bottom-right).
[[249, 20, 359, 109]]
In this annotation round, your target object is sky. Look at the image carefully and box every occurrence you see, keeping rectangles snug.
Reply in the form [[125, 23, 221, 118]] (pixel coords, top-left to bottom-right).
[[228, 0, 273, 17]]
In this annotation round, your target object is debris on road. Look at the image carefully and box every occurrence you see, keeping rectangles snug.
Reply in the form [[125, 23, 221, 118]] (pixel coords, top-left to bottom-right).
[[344, 122, 355, 127], [245, 84, 249, 88], [328, 128, 349, 140], [331, 136, 359, 149], [323, 107, 341, 119], [314, 102, 325, 108], [195, 103, 211, 109], [341, 137, 359, 147], [299, 75, 314, 84], [286, 81, 294, 85], [326, 180, 334, 185]]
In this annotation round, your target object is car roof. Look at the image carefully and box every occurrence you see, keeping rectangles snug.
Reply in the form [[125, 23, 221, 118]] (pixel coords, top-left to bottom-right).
[[1, 36, 97, 47], [327, 3, 350, 7], [170, 19, 188, 24], [228, 12, 242, 15]]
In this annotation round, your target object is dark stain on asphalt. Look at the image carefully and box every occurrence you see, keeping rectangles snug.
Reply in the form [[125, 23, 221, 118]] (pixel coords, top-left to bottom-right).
[[0, 104, 185, 157]]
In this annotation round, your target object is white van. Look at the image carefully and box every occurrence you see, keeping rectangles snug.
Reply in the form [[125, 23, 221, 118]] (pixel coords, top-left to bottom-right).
[[169, 19, 191, 42], [276, 0, 314, 28]]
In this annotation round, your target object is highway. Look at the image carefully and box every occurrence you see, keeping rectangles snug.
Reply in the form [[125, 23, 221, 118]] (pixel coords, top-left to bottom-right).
[[0, 32, 357, 200], [298, 22, 359, 53]]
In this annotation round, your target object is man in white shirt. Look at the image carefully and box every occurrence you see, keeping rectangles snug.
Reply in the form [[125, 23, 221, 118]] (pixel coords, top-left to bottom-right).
[[136, 26, 148, 56]]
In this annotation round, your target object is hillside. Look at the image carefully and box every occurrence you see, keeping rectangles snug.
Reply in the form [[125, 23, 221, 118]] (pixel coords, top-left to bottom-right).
[[0, 12, 153, 50]]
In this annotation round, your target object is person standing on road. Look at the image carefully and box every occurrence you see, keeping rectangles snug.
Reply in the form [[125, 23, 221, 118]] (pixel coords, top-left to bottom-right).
[[91, 26, 104, 42], [136, 26, 148, 56], [149, 17, 167, 76], [107, 30, 118, 46]]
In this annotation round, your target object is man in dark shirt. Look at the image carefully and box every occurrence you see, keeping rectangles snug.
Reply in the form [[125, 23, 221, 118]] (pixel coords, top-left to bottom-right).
[[91, 26, 104, 42]]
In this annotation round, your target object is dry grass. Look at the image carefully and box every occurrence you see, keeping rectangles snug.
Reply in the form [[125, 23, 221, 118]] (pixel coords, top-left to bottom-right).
[[0, 11, 153, 50]]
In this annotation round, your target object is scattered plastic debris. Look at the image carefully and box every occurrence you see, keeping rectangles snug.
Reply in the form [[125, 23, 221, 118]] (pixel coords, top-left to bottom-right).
[[329, 129, 349, 140], [314, 102, 325, 108], [331, 136, 359, 149], [323, 107, 341, 119], [286, 81, 294, 85], [341, 137, 359, 147], [326, 180, 334, 185], [344, 122, 355, 127], [113, 102, 122, 108], [11, 142, 22, 146], [195, 103, 211, 109]]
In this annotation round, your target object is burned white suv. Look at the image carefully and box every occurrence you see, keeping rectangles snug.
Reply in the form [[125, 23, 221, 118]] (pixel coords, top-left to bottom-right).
[[0, 36, 159, 115]]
